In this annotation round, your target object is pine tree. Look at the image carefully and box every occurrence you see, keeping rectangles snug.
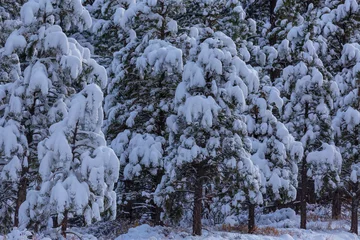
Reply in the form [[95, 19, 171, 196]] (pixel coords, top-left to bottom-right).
[[0, 0, 23, 20], [0, 0, 107, 231], [0, 3, 21, 47], [333, 42, 360, 234], [322, 0, 360, 68], [156, 27, 263, 236], [83, 0, 133, 67], [246, 82, 303, 232], [105, 0, 184, 224], [20, 84, 119, 236], [276, 3, 342, 229]]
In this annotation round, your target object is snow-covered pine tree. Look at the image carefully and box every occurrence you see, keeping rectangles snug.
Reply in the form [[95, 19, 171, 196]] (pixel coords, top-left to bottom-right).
[[84, 0, 132, 67], [180, 2, 302, 233], [181, 0, 256, 47], [0, 56, 23, 234], [0, 0, 23, 20], [21, 0, 92, 34], [253, 0, 323, 83], [250, 0, 304, 82], [20, 84, 119, 236], [0, 0, 107, 231], [246, 82, 303, 232], [322, 0, 360, 69], [0, 4, 23, 232], [0, 2, 21, 47], [105, 0, 184, 224], [314, 0, 360, 220], [156, 27, 262, 236], [276, 3, 342, 229], [333, 42, 360, 234]]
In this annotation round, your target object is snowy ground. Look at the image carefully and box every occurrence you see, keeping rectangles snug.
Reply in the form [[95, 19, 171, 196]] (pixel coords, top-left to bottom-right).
[[2, 206, 359, 240], [116, 224, 359, 240], [116, 206, 360, 240]]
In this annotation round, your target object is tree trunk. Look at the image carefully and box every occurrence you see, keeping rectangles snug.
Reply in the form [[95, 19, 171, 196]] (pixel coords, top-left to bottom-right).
[[332, 188, 342, 220], [350, 184, 359, 234], [300, 156, 307, 229], [300, 103, 309, 229], [154, 205, 163, 226], [269, 0, 277, 46], [14, 167, 28, 227], [153, 171, 164, 226], [192, 169, 203, 236], [350, 196, 358, 234], [269, 0, 277, 26], [61, 211, 68, 238], [269, 0, 279, 82], [248, 203, 256, 233]]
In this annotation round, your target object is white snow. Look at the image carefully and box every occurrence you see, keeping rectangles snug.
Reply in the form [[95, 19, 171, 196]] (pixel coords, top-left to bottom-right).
[[115, 223, 359, 240]]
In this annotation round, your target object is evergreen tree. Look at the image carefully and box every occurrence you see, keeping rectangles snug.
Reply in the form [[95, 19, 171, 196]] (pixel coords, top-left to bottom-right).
[[246, 82, 303, 232], [333, 42, 360, 234], [83, 0, 133, 67], [0, 0, 107, 231], [0, 0, 23, 20], [0, 3, 21, 47], [276, 4, 342, 229], [20, 84, 119, 236], [156, 27, 262, 236], [105, 0, 183, 224], [322, 0, 360, 64]]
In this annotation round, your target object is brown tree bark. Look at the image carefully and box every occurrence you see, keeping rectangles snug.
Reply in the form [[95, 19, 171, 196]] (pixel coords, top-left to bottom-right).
[[350, 197, 358, 234], [300, 103, 309, 229], [61, 211, 68, 238], [153, 170, 164, 226], [269, 0, 277, 41], [192, 168, 203, 236], [248, 203, 256, 233], [14, 167, 28, 227], [153, 205, 163, 226], [332, 188, 342, 220], [269, 0, 280, 82], [350, 184, 358, 234], [300, 156, 307, 229]]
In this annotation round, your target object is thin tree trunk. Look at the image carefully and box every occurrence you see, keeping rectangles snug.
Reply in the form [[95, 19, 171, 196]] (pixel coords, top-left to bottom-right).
[[300, 103, 309, 229], [269, 0, 279, 82], [350, 184, 358, 234], [14, 167, 28, 227], [248, 203, 256, 233], [300, 156, 307, 229], [61, 210, 68, 238], [332, 188, 342, 220], [269, 0, 277, 46], [192, 169, 203, 236], [350, 197, 358, 234], [153, 171, 164, 226], [154, 205, 163, 226]]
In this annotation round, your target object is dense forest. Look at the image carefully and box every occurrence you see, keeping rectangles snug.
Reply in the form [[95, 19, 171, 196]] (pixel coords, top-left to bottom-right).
[[0, 0, 360, 239]]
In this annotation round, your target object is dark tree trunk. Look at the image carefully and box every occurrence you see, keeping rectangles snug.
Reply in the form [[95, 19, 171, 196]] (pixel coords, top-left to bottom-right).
[[269, 0, 277, 26], [192, 168, 203, 236], [350, 185, 359, 234], [350, 197, 358, 234], [300, 156, 307, 229], [153, 171, 164, 226], [332, 188, 342, 220], [154, 205, 163, 226], [61, 211, 68, 238], [248, 203, 256, 233], [300, 103, 309, 229], [269, 0, 279, 82], [14, 167, 28, 227], [269, 0, 277, 46]]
